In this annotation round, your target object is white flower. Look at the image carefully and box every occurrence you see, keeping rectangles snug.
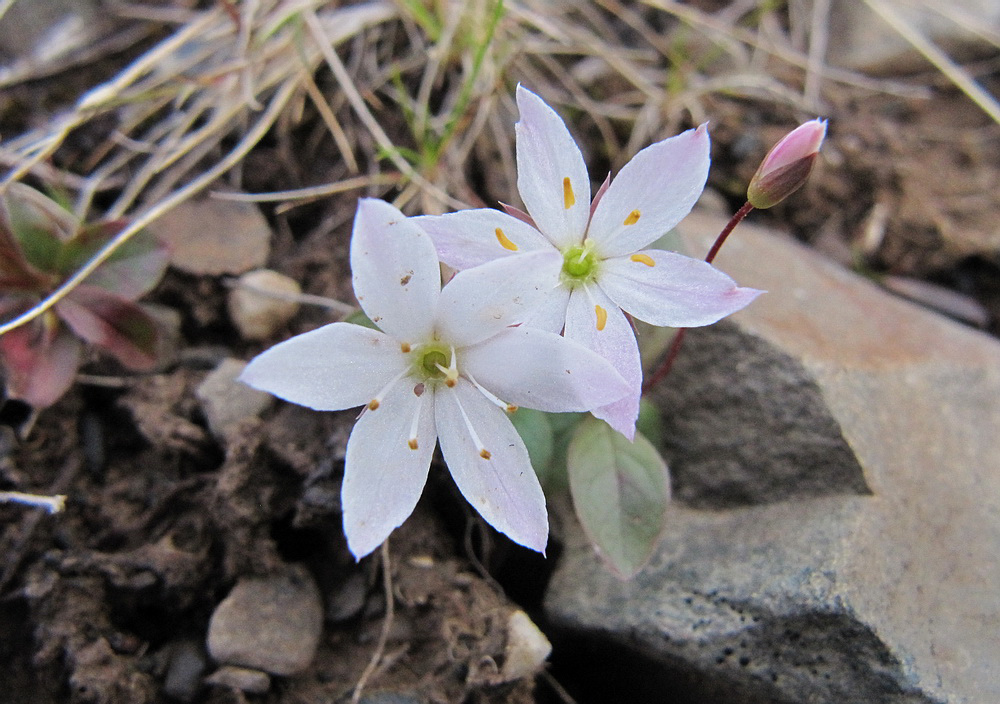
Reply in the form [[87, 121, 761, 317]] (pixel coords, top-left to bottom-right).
[[416, 85, 761, 439], [240, 199, 630, 559]]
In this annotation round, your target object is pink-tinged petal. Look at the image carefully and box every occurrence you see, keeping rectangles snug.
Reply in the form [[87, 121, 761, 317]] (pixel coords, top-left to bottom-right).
[[521, 283, 571, 333], [748, 119, 827, 209], [413, 209, 554, 270], [239, 322, 409, 411], [342, 382, 436, 559], [461, 326, 629, 412], [56, 285, 159, 369], [756, 119, 827, 177], [0, 321, 81, 408], [515, 85, 590, 249], [350, 198, 439, 343], [564, 286, 641, 440], [435, 379, 548, 553], [588, 125, 710, 258], [599, 250, 762, 327], [436, 249, 562, 348]]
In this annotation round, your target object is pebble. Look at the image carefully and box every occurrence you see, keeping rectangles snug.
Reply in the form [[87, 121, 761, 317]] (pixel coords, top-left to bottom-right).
[[227, 269, 302, 340], [205, 665, 271, 694], [162, 639, 207, 702], [194, 358, 273, 445], [206, 563, 323, 676], [500, 610, 551, 682]]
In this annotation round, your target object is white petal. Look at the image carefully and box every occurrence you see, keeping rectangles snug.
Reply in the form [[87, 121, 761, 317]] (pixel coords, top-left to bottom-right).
[[239, 323, 408, 411], [515, 85, 590, 249], [435, 379, 548, 553], [436, 249, 562, 348], [520, 283, 571, 333], [342, 381, 436, 559], [599, 250, 762, 327], [413, 209, 555, 270], [461, 326, 630, 412], [564, 287, 642, 440], [350, 198, 439, 343], [588, 125, 710, 258]]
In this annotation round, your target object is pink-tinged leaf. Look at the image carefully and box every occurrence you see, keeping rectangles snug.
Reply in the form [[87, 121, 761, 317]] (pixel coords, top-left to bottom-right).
[[1, 183, 76, 272], [589, 172, 612, 218], [567, 417, 670, 579], [349, 199, 440, 344], [435, 379, 548, 553], [57, 221, 169, 299], [515, 85, 591, 249], [599, 249, 763, 328], [0, 320, 81, 407], [498, 202, 536, 227], [56, 285, 160, 370], [588, 125, 711, 258], [342, 381, 436, 559]]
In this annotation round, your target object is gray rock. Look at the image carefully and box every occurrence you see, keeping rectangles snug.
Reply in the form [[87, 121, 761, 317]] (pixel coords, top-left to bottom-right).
[[545, 210, 1000, 704], [827, 0, 1000, 72], [162, 639, 207, 702], [227, 269, 302, 341], [205, 666, 271, 694], [207, 563, 323, 676], [195, 358, 273, 445]]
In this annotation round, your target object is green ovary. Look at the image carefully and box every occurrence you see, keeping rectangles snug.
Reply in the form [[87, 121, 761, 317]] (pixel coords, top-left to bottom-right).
[[414, 345, 450, 380], [561, 244, 599, 284]]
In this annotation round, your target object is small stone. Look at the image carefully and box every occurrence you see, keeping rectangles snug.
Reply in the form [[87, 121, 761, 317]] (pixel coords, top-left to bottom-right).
[[207, 563, 323, 676], [205, 666, 271, 694], [162, 639, 207, 702], [149, 195, 271, 276], [227, 269, 302, 340], [500, 610, 551, 682], [195, 358, 273, 445]]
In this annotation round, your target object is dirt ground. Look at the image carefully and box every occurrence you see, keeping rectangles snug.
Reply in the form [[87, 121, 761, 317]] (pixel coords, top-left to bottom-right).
[[1, 2, 999, 703]]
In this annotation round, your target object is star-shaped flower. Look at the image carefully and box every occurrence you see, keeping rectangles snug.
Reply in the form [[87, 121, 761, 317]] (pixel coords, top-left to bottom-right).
[[416, 86, 761, 439], [240, 198, 630, 559]]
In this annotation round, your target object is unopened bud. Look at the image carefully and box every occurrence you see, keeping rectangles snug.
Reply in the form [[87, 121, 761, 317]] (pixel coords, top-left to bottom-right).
[[747, 119, 827, 209]]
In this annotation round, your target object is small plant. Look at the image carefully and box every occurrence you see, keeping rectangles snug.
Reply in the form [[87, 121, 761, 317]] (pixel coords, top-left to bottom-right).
[[0, 183, 169, 408], [241, 87, 825, 577]]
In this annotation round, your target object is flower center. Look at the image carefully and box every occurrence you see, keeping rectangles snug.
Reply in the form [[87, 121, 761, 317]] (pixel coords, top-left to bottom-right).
[[560, 243, 599, 285], [412, 343, 458, 387]]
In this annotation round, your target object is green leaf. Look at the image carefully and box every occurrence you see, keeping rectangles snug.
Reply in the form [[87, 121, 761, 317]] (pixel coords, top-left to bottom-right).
[[509, 408, 554, 485], [566, 417, 671, 579], [343, 309, 378, 330], [1, 183, 75, 272], [56, 221, 168, 299]]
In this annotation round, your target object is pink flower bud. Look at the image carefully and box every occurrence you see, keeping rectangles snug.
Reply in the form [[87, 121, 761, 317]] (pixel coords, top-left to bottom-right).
[[747, 119, 827, 209]]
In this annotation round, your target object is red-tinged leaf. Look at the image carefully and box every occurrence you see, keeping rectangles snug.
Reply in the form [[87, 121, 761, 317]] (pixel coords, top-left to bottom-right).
[[1, 183, 76, 272], [566, 416, 671, 579], [57, 221, 169, 299], [56, 285, 160, 370], [0, 318, 81, 407]]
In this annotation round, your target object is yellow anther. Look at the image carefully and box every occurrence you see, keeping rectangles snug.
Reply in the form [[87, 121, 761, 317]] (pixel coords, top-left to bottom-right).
[[408, 438, 419, 450], [495, 228, 518, 251], [479, 449, 492, 460], [506, 404, 518, 413], [445, 378, 456, 388], [595, 304, 608, 331], [367, 399, 380, 410], [563, 177, 575, 209], [624, 209, 641, 226], [630, 253, 655, 267], [400, 342, 411, 353]]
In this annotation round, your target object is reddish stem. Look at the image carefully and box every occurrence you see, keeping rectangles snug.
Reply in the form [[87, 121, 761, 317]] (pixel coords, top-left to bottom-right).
[[641, 201, 755, 394]]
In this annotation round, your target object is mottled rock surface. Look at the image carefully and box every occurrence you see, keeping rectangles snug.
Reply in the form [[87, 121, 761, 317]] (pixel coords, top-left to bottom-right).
[[545, 210, 1000, 704], [207, 563, 323, 676]]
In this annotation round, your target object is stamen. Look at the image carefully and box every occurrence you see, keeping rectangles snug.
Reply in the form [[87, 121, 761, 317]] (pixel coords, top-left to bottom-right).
[[434, 346, 459, 388], [595, 305, 608, 331], [400, 342, 411, 353], [452, 391, 492, 461], [466, 372, 515, 413], [630, 253, 655, 267], [563, 177, 575, 209], [624, 209, 641, 226], [407, 395, 424, 451], [367, 365, 412, 413], [495, 228, 518, 251]]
